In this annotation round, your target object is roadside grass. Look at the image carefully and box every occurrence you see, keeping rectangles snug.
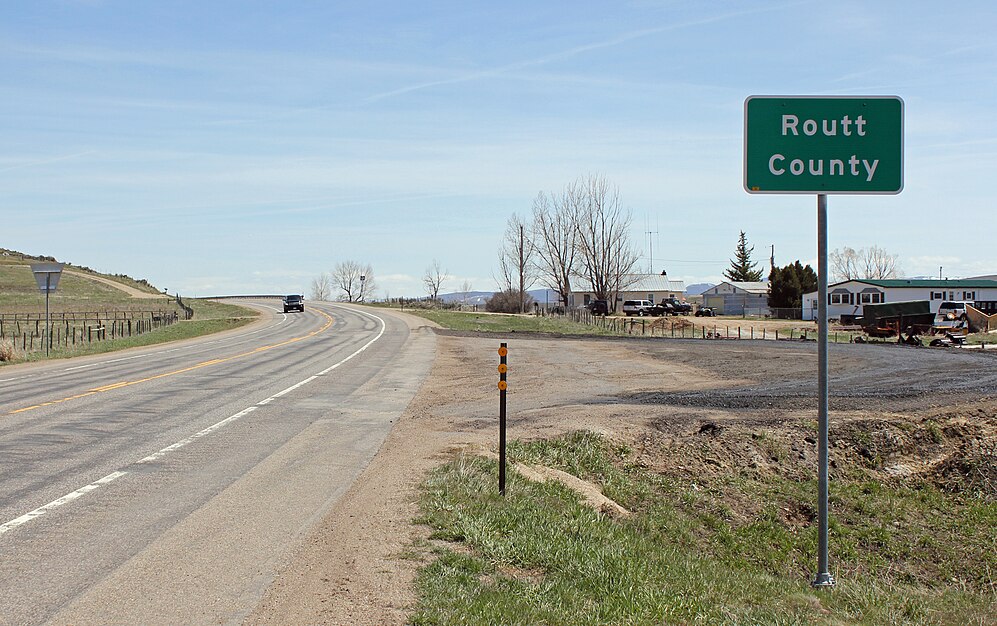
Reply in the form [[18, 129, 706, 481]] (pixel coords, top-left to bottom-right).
[[963, 332, 997, 346], [413, 432, 996, 625], [396, 308, 622, 336], [860, 332, 997, 349], [7, 299, 258, 363], [393, 307, 870, 343]]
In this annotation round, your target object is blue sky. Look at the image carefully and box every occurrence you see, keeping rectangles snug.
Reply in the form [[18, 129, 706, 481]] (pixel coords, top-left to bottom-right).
[[3, 1, 996, 297]]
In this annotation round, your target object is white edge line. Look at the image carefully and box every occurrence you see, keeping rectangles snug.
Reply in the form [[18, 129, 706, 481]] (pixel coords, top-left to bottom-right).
[[0, 305, 388, 537], [0, 471, 127, 536], [316, 307, 386, 376]]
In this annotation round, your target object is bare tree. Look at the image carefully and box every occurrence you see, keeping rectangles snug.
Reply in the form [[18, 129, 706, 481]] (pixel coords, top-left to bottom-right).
[[531, 190, 578, 309], [497, 213, 537, 313], [459, 279, 473, 306], [423, 259, 448, 301], [862, 245, 901, 279], [831, 246, 901, 281], [830, 247, 860, 281], [310, 273, 332, 301], [572, 175, 641, 310], [332, 260, 375, 302]]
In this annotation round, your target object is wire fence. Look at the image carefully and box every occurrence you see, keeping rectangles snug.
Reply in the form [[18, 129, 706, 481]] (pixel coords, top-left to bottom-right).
[[560, 308, 862, 343], [0, 309, 181, 356]]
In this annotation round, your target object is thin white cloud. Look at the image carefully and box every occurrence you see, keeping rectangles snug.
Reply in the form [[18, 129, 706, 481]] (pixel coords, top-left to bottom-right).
[[364, 2, 806, 103], [0, 151, 95, 173]]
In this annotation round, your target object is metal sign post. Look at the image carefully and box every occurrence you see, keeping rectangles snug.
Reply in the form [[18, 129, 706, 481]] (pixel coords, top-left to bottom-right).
[[814, 194, 834, 587], [30, 263, 64, 357], [744, 96, 903, 588], [498, 343, 508, 495]]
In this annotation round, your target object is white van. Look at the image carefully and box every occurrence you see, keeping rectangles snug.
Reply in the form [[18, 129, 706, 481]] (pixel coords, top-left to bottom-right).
[[933, 301, 970, 331]]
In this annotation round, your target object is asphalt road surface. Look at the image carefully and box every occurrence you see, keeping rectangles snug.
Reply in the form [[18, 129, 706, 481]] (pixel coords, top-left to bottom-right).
[[0, 301, 434, 624]]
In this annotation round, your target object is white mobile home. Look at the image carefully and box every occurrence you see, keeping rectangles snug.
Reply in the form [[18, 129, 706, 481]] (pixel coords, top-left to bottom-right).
[[802, 278, 997, 322]]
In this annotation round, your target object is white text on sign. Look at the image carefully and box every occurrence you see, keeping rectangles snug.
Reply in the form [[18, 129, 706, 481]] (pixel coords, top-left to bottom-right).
[[768, 114, 879, 182]]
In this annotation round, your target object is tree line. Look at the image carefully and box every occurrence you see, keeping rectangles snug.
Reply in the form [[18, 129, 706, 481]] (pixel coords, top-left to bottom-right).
[[724, 230, 902, 312], [308, 184, 902, 312]]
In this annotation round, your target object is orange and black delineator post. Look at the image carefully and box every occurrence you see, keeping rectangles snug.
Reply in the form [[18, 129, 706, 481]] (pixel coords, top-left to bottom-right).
[[498, 343, 508, 495]]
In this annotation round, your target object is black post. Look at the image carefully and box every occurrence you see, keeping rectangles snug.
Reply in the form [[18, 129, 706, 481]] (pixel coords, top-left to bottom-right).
[[45, 274, 51, 357], [498, 343, 508, 495]]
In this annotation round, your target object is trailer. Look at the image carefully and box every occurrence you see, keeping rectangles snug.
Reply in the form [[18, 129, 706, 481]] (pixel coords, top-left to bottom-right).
[[859, 300, 935, 339]]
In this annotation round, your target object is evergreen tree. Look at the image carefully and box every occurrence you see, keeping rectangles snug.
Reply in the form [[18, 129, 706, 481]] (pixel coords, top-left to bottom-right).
[[768, 261, 818, 313], [724, 231, 764, 282]]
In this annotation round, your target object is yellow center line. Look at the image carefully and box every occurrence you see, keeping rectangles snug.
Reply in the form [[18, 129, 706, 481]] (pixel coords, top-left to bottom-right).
[[6, 310, 335, 416]]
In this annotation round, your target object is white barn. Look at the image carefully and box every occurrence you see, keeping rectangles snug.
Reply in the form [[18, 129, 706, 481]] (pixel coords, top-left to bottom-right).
[[802, 278, 997, 322]]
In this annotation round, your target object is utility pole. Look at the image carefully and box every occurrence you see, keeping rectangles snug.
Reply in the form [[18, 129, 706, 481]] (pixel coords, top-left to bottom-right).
[[519, 224, 526, 313], [646, 228, 658, 273]]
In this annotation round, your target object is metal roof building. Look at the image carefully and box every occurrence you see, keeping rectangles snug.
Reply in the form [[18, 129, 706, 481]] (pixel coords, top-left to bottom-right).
[[569, 273, 685, 309]]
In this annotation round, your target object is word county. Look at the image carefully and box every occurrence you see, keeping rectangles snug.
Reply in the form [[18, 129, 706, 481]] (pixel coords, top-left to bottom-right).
[[767, 114, 879, 182]]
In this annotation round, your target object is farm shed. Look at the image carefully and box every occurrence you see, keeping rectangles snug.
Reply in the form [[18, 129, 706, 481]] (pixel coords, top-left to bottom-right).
[[701, 281, 770, 316]]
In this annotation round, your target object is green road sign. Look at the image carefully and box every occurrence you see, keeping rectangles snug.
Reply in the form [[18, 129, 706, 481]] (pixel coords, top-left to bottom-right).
[[744, 96, 903, 194]]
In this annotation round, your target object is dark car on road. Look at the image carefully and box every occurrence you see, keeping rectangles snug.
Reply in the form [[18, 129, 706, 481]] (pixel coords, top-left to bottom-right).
[[283, 294, 304, 313]]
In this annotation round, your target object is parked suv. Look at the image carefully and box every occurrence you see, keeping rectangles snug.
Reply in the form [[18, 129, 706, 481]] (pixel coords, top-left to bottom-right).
[[587, 299, 610, 316], [282, 294, 304, 313], [622, 300, 654, 316]]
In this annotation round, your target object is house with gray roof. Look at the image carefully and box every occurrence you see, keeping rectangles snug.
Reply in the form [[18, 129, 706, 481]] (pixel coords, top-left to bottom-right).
[[569, 272, 685, 310]]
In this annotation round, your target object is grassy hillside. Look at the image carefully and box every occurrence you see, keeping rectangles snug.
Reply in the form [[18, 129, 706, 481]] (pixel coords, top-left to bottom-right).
[[0, 249, 259, 363], [0, 248, 166, 311]]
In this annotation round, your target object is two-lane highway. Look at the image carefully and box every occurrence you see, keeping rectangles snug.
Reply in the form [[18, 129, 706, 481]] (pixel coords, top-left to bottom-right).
[[0, 301, 435, 624]]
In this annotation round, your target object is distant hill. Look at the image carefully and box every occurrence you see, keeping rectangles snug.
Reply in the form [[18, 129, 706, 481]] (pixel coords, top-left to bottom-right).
[[437, 288, 558, 306], [685, 283, 714, 296], [438, 291, 491, 305]]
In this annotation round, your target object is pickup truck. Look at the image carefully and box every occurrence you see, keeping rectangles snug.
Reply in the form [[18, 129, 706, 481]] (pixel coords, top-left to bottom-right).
[[282, 294, 305, 313], [661, 298, 692, 315]]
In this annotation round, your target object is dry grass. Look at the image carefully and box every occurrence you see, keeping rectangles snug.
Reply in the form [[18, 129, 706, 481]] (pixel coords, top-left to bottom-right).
[[0, 339, 16, 362]]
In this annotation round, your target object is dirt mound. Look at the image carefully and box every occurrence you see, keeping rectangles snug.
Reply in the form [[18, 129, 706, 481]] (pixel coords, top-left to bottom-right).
[[636, 404, 997, 500], [930, 435, 997, 497]]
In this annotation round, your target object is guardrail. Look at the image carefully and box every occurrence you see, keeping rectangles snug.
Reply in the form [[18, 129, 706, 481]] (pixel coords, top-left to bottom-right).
[[200, 295, 285, 300]]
